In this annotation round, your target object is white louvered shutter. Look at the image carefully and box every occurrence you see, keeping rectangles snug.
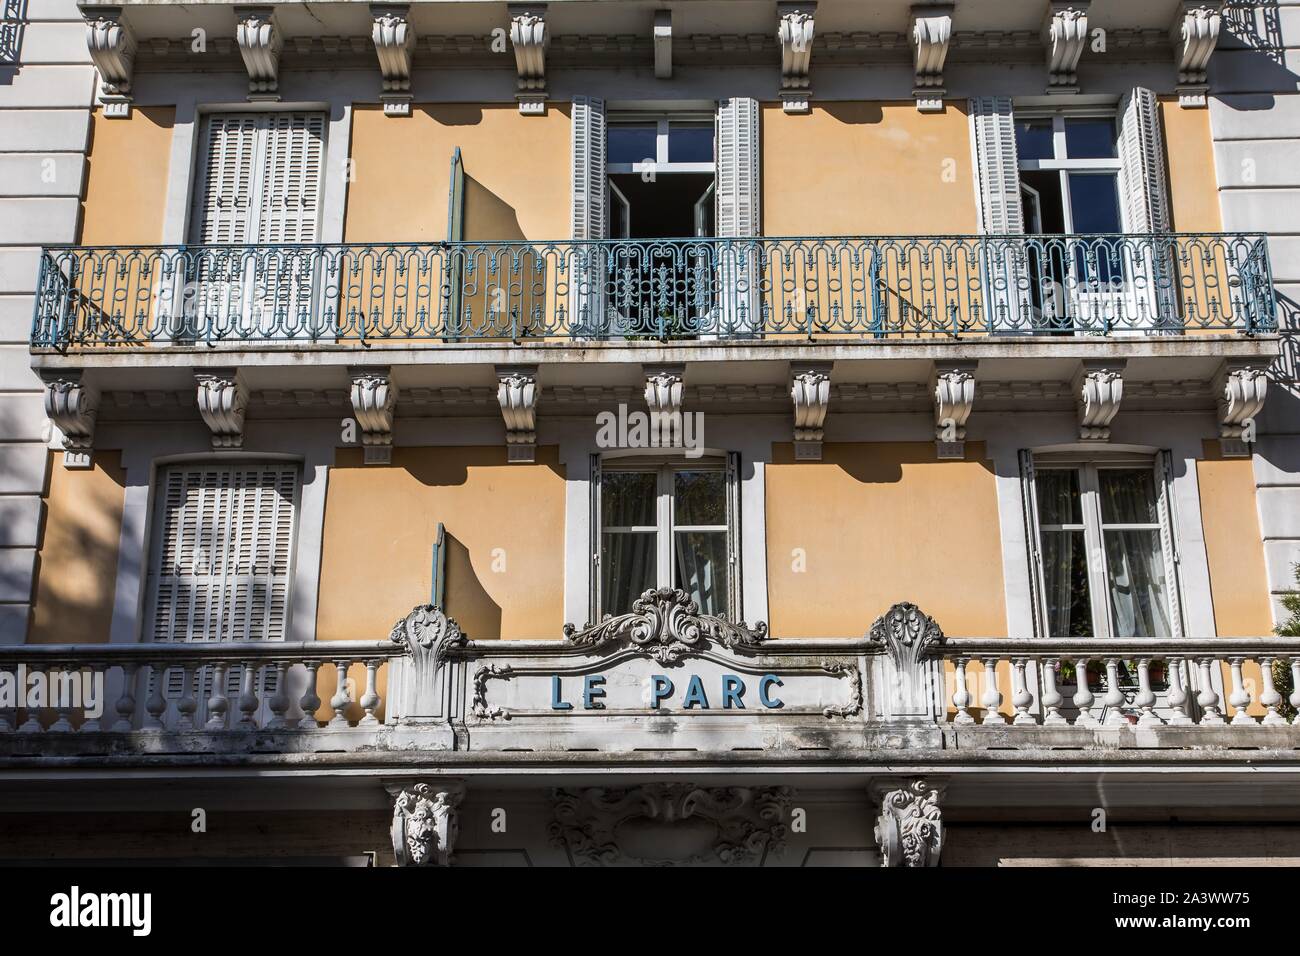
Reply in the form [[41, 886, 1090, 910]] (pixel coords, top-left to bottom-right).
[[256, 112, 326, 244], [571, 96, 607, 334], [716, 97, 760, 238], [191, 114, 260, 245], [968, 97, 1024, 235], [1118, 89, 1171, 234], [1018, 449, 1047, 638]]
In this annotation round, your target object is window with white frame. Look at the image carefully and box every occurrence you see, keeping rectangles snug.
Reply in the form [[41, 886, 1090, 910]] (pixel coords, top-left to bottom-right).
[[1015, 112, 1123, 238], [594, 457, 737, 619], [1025, 456, 1180, 639]]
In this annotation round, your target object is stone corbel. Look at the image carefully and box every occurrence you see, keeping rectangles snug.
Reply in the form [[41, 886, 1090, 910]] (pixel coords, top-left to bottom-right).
[[910, 4, 953, 113], [84, 7, 137, 118], [372, 5, 416, 117], [195, 368, 249, 449], [644, 363, 685, 418], [235, 7, 283, 100], [350, 366, 397, 464], [777, 2, 816, 114], [496, 365, 538, 463], [42, 371, 99, 469], [1171, 2, 1221, 108], [388, 780, 466, 866], [872, 778, 945, 867], [1043, 1, 1090, 93], [790, 362, 831, 460], [932, 359, 976, 459], [1073, 359, 1125, 441], [509, 4, 548, 115], [654, 9, 672, 79], [1212, 360, 1267, 457]]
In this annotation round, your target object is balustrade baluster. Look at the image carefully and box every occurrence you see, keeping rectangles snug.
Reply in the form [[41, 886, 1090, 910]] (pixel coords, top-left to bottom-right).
[[1165, 657, 1194, 725], [1227, 657, 1255, 725], [1101, 658, 1127, 726], [952, 657, 974, 725], [0, 666, 13, 732], [17, 664, 44, 733], [299, 660, 323, 729], [1041, 658, 1066, 725], [47, 661, 75, 732], [330, 659, 353, 727], [1259, 658, 1286, 726], [266, 662, 291, 730], [143, 661, 168, 730], [1011, 658, 1035, 725], [359, 659, 381, 726], [1073, 657, 1097, 727], [175, 663, 197, 731], [113, 663, 138, 732], [1135, 658, 1161, 726], [236, 661, 260, 729], [980, 657, 1005, 725], [77, 663, 102, 733], [205, 662, 229, 731], [1196, 658, 1225, 725]]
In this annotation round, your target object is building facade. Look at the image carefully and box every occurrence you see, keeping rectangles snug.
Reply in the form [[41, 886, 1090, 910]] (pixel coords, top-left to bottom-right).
[[1, 0, 1298, 866]]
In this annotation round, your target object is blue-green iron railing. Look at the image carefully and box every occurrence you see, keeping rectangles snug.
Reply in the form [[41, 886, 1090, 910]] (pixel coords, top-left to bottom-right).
[[30, 234, 1276, 348]]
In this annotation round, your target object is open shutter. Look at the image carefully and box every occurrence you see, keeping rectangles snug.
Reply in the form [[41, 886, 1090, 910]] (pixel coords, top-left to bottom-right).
[[1118, 89, 1171, 234], [1155, 450, 1186, 639], [444, 148, 466, 336], [571, 97, 606, 336], [589, 453, 602, 623], [1018, 449, 1047, 638], [716, 98, 760, 238], [725, 451, 742, 620], [970, 97, 1028, 332]]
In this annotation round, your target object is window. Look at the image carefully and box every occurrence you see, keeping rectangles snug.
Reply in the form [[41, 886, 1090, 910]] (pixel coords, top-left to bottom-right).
[[596, 459, 737, 619], [1015, 113, 1122, 236], [1028, 458, 1179, 638]]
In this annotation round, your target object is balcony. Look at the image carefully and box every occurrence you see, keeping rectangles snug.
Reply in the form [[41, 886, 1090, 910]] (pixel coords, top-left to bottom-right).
[[30, 234, 1276, 351]]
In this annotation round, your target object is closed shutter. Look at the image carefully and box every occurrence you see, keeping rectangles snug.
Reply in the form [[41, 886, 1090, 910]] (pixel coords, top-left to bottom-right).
[[716, 97, 760, 237], [147, 462, 299, 643], [1118, 89, 1171, 234], [571, 97, 607, 334], [968, 97, 1024, 235]]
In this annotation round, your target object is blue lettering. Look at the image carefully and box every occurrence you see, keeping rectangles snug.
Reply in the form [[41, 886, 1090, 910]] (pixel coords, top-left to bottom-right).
[[650, 675, 674, 709], [682, 675, 710, 709], [721, 674, 746, 709], [759, 674, 784, 709], [583, 674, 606, 710], [551, 675, 572, 711]]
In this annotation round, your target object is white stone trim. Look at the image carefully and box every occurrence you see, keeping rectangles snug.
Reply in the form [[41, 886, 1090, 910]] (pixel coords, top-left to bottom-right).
[[83, 6, 136, 117], [195, 368, 249, 449], [1073, 359, 1125, 442], [910, 3, 953, 112], [235, 7, 283, 99], [496, 364, 539, 463], [789, 362, 831, 460], [932, 359, 976, 459], [371, 4, 415, 116], [509, 3, 548, 114], [1042, 1, 1090, 93], [777, 2, 816, 114], [349, 366, 397, 464], [1171, 2, 1221, 109]]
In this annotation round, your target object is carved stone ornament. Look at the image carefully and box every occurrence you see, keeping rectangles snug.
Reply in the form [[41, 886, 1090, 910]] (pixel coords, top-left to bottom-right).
[[389, 781, 466, 866], [1043, 1, 1090, 92], [509, 4, 549, 114], [1073, 360, 1125, 441], [389, 604, 467, 716], [349, 366, 397, 464], [1213, 360, 1267, 446], [643, 365, 684, 417], [777, 2, 816, 114], [372, 5, 415, 115], [549, 785, 792, 866], [933, 360, 976, 457], [873, 778, 945, 867], [910, 3, 953, 112], [84, 8, 137, 116], [790, 362, 831, 460], [42, 372, 99, 468], [563, 588, 768, 666], [868, 602, 946, 670], [235, 7, 283, 97], [496, 365, 538, 463], [194, 369, 249, 449], [1172, 2, 1221, 108]]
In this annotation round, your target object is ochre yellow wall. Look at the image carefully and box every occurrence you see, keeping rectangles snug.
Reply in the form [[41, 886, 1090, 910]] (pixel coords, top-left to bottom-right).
[[1197, 441, 1272, 636], [344, 104, 573, 242], [765, 442, 1006, 637], [316, 446, 567, 642], [1160, 97, 1222, 233], [762, 101, 979, 236], [79, 107, 175, 244], [29, 452, 126, 644]]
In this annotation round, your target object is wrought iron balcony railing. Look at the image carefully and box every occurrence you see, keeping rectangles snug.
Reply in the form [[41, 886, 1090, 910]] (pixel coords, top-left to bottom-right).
[[30, 233, 1275, 349]]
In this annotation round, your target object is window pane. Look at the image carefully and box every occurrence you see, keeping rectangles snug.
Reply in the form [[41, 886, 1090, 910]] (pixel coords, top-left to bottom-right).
[[1103, 529, 1171, 637], [668, 124, 714, 163], [1067, 173, 1122, 233], [1015, 120, 1054, 161], [674, 470, 726, 525], [1098, 469, 1159, 524], [602, 471, 657, 526], [1036, 469, 1083, 525], [602, 531, 656, 616], [1064, 118, 1117, 159], [608, 125, 657, 166], [1041, 529, 1093, 636], [674, 530, 728, 616]]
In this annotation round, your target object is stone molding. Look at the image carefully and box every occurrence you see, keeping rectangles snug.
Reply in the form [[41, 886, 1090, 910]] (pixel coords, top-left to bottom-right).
[[790, 362, 832, 460], [389, 780, 466, 866], [1043, 1, 1090, 93], [1212, 360, 1267, 455], [1172, 1, 1221, 108], [777, 2, 816, 113], [42, 371, 99, 469], [496, 365, 539, 462], [84, 7, 137, 117], [235, 7, 283, 98], [194, 368, 249, 449], [932, 359, 977, 458], [1073, 359, 1125, 441], [910, 3, 953, 112], [371, 4, 415, 115], [509, 3, 549, 113], [349, 366, 397, 464]]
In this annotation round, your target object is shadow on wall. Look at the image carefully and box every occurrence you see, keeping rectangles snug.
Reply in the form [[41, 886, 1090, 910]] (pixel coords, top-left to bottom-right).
[[443, 530, 502, 643], [0, 0, 25, 69], [1223, 1, 1286, 67]]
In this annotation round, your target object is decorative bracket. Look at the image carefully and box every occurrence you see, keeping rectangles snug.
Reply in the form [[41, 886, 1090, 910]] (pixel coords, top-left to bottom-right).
[[84, 7, 137, 118], [1213, 360, 1267, 457], [790, 362, 831, 460], [644, 363, 685, 418], [195, 368, 249, 449], [389, 604, 467, 718], [1043, 1, 1090, 93], [1172, 2, 1221, 108], [910, 4, 953, 113], [388, 780, 466, 866], [496, 365, 539, 463], [235, 7, 283, 100], [349, 366, 397, 464], [777, 2, 816, 114], [372, 4, 415, 116], [509, 3, 549, 115], [42, 371, 99, 469], [872, 778, 945, 867], [869, 602, 946, 669], [932, 359, 976, 459], [653, 8, 672, 79], [1073, 359, 1125, 441]]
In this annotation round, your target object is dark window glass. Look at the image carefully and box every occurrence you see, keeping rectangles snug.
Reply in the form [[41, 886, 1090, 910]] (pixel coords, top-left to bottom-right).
[[608, 125, 657, 166], [668, 124, 714, 163], [1015, 120, 1054, 161], [1064, 118, 1118, 159]]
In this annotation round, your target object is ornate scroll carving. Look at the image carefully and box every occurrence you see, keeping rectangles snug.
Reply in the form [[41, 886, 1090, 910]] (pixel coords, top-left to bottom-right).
[[821, 662, 863, 719], [910, 3, 953, 112], [933, 359, 976, 458], [372, 4, 415, 116], [497, 365, 538, 463], [1172, 2, 1221, 108], [42, 372, 99, 469], [873, 778, 944, 867], [84, 8, 136, 117], [235, 7, 283, 99], [389, 604, 467, 717], [509, 4, 549, 114], [869, 602, 945, 669], [563, 588, 767, 666], [1043, 1, 1090, 92], [1213, 360, 1267, 455], [549, 785, 792, 866], [1073, 360, 1125, 441], [471, 664, 512, 720], [349, 366, 397, 464], [790, 362, 831, 460], [195, 369, 248, 449], [389, 781, 466, 866], [777, 2, 816, 114]]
